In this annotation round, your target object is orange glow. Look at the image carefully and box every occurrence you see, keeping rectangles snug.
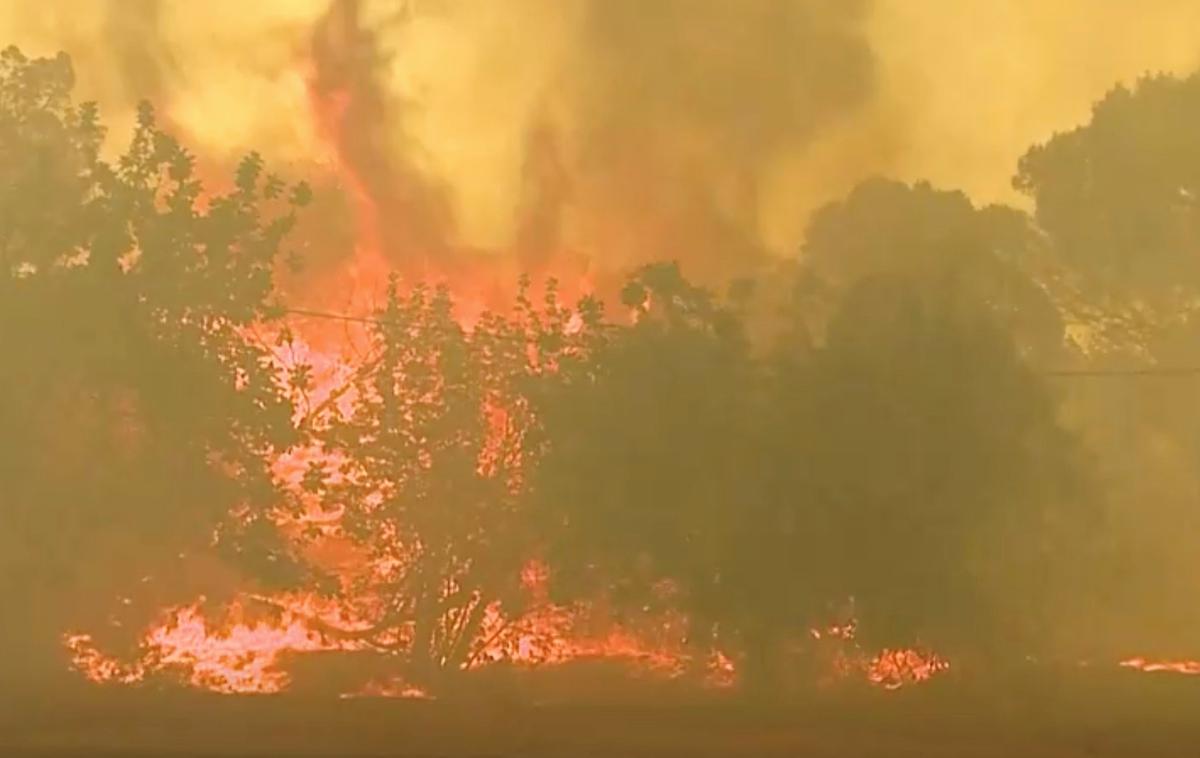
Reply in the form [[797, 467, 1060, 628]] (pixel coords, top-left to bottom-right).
[[866, 648, 951, 690], [58, 18, 956, 700], [66, 589, 728, 695], [1119, 657, 1200, 675], [66, 597, 368, 694], [63, 633, 147, 686]]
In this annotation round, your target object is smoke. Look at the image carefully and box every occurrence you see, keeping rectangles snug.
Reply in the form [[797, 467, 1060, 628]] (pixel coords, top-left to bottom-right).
[[100, 1, 174, 103], [7, 0, 1200, 685], [868, 1, 1200, 208], [4, 0, 1199, 293], [309, 0, 454, 270], [547, 0, 876, 280]]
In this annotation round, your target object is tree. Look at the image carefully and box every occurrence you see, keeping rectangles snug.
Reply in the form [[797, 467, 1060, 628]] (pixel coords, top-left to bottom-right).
[[527, 254, 1086, 693], [527, 263, 804, 689], [304, 278, 556, 690], [788, 179, 1089, 668], [1015, 71, 1200, 658], [0, 47, 309, 688], [801, 178, 1063, 364], [778, 272, 1085, 665], [1016, 73, 1200, 303]]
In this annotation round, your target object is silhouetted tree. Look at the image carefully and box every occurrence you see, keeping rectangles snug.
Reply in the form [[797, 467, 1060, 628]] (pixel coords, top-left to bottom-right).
[[0, 47, 308, 688], [801, 178, 1063, 363], [777, 272, 1085, 666], [787, 179, 1091, 669], [527, 263, 813, 691], [1017, 71, 1200, 657], [530, 246, 1086, 693], [1017, 73, 1200, 304]]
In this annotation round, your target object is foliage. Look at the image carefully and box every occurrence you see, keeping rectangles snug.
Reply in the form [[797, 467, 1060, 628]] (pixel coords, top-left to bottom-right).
[[528, 264, 757, 634], [0, 47, 308, 670], [17, 42, 1196, 697], [304, 277, 590, 682], [529, 257, 1087, 688], [801, 178, 1063, 363], [1017, 70, 1200, 655], [1016, 73, 1200, 303], [783, 273, 1085, 658]]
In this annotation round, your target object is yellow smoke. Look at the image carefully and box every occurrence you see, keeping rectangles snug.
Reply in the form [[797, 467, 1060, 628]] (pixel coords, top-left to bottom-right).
[[3, 0, 1199, 278]]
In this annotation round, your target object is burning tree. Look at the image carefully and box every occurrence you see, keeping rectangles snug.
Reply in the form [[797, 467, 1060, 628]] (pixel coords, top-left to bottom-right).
[[297, 277, 596, 689]]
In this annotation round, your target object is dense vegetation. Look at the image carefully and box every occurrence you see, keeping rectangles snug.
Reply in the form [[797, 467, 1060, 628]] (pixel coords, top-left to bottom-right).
[[3, 46, 1199, 698]]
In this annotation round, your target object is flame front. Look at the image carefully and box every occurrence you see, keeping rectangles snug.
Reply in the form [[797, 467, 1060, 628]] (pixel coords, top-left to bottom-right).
[[66, 598, 365, 694]]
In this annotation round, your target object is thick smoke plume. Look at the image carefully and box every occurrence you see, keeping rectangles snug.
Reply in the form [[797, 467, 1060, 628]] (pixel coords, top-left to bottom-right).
[[4, 0, 1199, 298]]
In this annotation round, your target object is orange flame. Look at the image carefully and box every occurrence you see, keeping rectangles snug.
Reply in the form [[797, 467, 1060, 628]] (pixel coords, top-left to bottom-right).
[[866, 649, 951, 690], [60, 18, 955, 699], [1119, 657, 1200, 675], [66, 597, 368, 694]]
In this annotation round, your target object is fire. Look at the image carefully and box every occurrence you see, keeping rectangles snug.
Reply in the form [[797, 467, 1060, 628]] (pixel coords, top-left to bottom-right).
[[65, 590, 719, 695], [58, 11, 953, 701], [1119, 657, 1200, 675], [866, 649, 951, 690], [61, 316, 950, 697], [65, 597, 366, 694], [808, 619, 950, 690], [62, 272, 958, 698], [66, 579, 952, 696], [63, 633, 147, 687], [470, 603, 690, 677]]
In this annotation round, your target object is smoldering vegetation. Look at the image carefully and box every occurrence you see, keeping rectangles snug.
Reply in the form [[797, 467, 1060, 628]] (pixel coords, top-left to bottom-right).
[[4, 2, 1200, 755]]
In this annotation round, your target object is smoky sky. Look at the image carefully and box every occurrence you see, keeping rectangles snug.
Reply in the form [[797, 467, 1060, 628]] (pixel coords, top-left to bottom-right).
[[548, 0, 877, 279], [293, 0, 878, 290], [3, 0, 1200, 291]]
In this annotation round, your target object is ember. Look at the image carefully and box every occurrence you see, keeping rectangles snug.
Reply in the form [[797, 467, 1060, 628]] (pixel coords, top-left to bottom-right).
[[1119, 657, 1200, 676]]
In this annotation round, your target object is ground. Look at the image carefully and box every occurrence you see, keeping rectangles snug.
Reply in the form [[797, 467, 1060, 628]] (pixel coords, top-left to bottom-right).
[[3, 669, 1198, 757]]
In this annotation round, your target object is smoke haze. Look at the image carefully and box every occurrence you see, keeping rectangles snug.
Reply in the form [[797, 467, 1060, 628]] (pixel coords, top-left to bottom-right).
[[4, 0, 1198, 290]]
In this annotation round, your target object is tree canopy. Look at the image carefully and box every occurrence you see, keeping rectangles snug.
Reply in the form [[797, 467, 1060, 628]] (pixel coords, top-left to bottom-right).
[[0, 46, 308, 684]]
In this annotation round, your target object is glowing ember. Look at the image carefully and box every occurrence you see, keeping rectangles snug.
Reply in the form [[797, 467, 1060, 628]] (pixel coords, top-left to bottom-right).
[[1120, 657, 1200, 675], [63, 633, 146, 686], [866, 649, 951, 690], [341, 678, 433, 700]]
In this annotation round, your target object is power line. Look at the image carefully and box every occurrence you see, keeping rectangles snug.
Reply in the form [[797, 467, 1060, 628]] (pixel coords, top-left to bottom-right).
[[277, 306, 1200, 379], [280, 307, 385, 326]]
